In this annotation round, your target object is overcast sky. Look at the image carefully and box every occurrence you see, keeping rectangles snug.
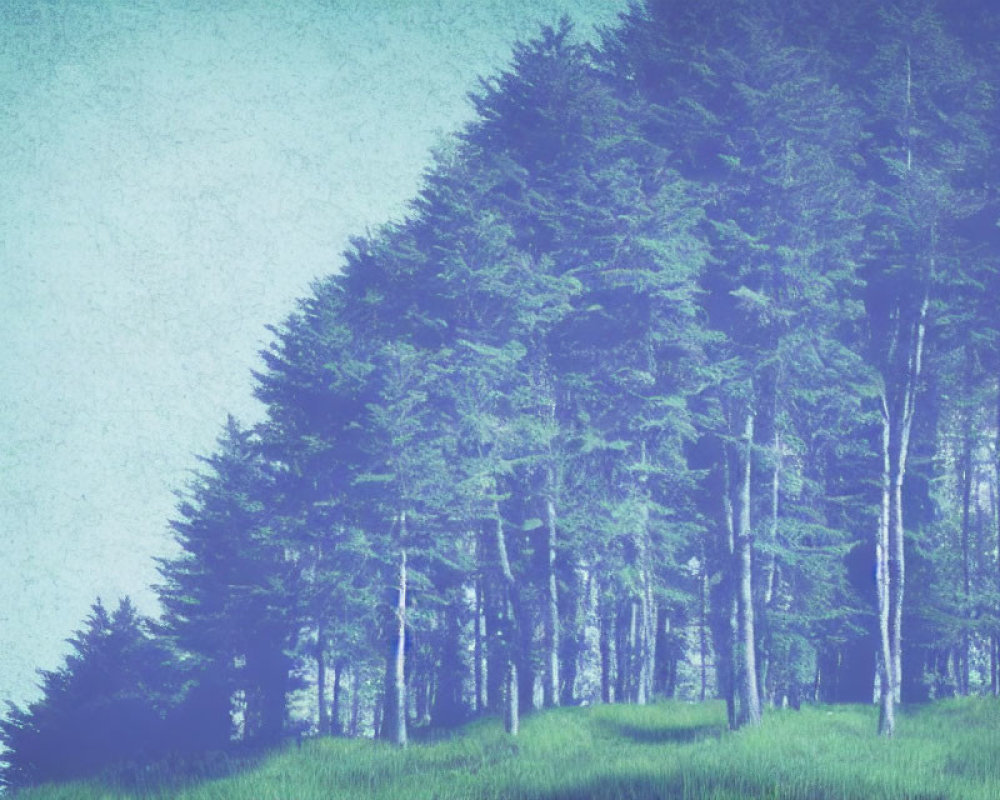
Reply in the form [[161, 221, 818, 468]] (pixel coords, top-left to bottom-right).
[[0, 0, 628, 710]]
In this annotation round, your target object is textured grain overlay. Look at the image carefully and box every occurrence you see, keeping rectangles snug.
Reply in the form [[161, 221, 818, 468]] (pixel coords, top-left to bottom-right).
[[0, 0, 626, 712]]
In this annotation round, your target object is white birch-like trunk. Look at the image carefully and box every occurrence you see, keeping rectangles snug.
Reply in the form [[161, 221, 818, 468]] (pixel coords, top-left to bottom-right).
[[721, 456, 738, 730], [735, 409, 761, 727], [995, 377, 1000, 696], [960, 392, 973, 695], [474, 574, 485, 713], [545, 495, 560, 707], [699, 545, 709, 703], [394, 542, 408, 747], [892, 285, 929, 702], [494, 499, 519, 735], [317, 621, 328, 735], [636, 441, 655, 705], [877, 397, 895, 737]]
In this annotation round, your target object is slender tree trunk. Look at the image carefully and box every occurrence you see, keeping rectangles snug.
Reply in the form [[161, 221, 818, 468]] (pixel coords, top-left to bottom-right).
[[637, 528, 655, 703], [653, 606, 676, 698], [894, 286, 928, 703], [712, 454, 738, 731], [560, 564, 587, 706], [373, 693, 383, 739], [415, 655, 429, 726], [545, 493, 560, 707], [504, 660, 519, 736], [877, 259, 928, 733], [331, 659, 343, 736], [639, 589, 653, 704], [735, 409, 762, 727], [599, 602, 612, 704], [628, 599, 639, 703], [484, 572, 504, 713], [474, 574, 485, 714], [636, 441, 655, 705], [516, 575, 536, 715], [759, 427, 781, 708], [317, 622, 328, 735], [349, 664, 360, 737], [960, 390, 974, 696], [872, 39, 934, 730], [877, 396, 895, 736], [494, 499, 519, 735], [995, 376, 1000, 697], [394, 545, 408, 747], [699, 547, 708, 703], [890, 449, 905, 704], [614, 604, 627, 702]]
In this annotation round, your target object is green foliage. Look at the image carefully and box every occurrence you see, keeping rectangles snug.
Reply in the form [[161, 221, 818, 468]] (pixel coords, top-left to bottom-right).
[[157, 418, 296, 746], [0, 598, 181, 791]]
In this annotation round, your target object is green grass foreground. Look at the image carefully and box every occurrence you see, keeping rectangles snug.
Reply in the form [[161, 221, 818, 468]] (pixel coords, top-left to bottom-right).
[[16, 698, 1000, 799]]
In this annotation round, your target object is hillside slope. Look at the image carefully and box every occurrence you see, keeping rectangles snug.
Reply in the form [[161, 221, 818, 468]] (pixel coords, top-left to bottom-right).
[[15, 699, 1000, 799]]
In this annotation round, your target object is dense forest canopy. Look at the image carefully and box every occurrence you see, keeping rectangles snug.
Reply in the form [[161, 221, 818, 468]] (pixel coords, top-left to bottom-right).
[[4, 0, 1000, 789]]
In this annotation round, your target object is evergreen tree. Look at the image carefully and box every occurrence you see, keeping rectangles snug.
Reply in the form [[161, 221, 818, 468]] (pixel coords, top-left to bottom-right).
[[0, 599, 178, 790], [157, 418, 296, 746]]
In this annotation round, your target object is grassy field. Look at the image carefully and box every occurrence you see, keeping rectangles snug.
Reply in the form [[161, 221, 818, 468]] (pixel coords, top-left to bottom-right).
[[14, 698, 1000, 799]]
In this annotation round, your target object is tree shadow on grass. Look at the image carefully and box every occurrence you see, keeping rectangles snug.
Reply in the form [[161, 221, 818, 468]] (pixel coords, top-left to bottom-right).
[[598, 719, 725, 745], [97, 744, 269, 796], [525, 773, 949, 800], [527, 772, 688, 800]]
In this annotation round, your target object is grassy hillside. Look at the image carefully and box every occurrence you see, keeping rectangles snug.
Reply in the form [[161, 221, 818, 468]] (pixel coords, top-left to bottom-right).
[[15, 698, 1000, 799]]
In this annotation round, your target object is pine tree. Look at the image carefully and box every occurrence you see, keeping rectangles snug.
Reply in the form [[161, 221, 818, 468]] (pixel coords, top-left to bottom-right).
[[0, 599, 178, 790], [157, 418, 296, 746]]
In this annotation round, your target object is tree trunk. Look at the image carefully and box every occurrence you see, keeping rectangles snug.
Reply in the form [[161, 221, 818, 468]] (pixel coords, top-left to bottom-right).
[[559, 564, 586, 706], [995, 375, 1000, 696], [247, 638, 288, 745], [474, 574, 485, 714], [877, 396, 895, 736], [504, 661, 519, 736], [699, 548, 709, 703], [637, 526, 655, 704], [960, 389, 973, 696], [629, 599, 640, 703], [599, 602, 612, 704], [544, 494, 561, 707], [616, 601, 634, 703], [317, 622, 328, 735], [415, 656, 430, 726], [484, 572, 505, 713], [758, 427, 781, 708], [890, 439, 905, 705], [349, 665, 360, 737], [735, 409, 761, 728], [331, 659, 343, 736], [379, 512, 410, 747], [373, 692, 383, 739], [711, 453, 738, 730], [433, 600, 465, 726], [394, 546, 408, 747], [634, 440, 655, 705], [613, 605, 625, 702], [653, 605, 677, 698], [876, 246, 928, 732], [494, 499, 519, 735]]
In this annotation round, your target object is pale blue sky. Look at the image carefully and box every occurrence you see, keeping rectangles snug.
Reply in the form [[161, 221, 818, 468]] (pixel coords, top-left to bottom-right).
[[0, 0, 628, 709]]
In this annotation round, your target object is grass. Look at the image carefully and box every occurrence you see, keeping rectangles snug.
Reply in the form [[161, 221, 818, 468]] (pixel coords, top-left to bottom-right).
[[14, 697, 1000, 799]]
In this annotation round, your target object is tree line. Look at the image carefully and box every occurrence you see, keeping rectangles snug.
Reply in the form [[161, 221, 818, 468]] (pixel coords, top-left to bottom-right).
[[4, 0, 1000, 789]]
